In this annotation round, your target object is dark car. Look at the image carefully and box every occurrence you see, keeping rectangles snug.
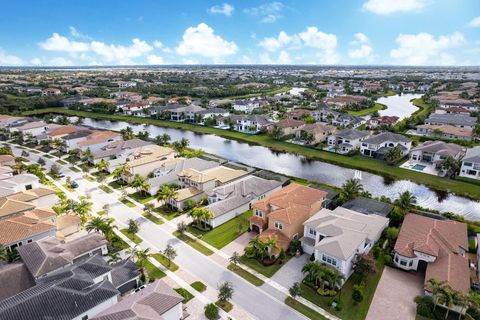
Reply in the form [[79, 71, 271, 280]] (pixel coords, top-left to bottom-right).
[[70, 181, 79, 188]]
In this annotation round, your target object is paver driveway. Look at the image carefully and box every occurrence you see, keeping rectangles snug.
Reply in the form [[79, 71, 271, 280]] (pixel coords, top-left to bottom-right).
[[366, 266, 424, 320]]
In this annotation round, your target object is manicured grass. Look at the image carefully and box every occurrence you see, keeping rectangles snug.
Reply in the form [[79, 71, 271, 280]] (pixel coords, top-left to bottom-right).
[[190, 281, 207, 292], [155, 205, 182, 220], [43, 154, 54, 159], [239, 255, 291, 278], [120, 197, 136, 208], [120, 228, 143, 244], [143, 260, 166, 280], [300, 258, 385, 320], [227, 263, 264, 286], [24, 108, 480, 200], [82, 174, 95, 182], [98, 184, 114, 194], [62, 183, 75, 192], [30, 149, 40, 154], [152, 253, 179, 272], [110, 233, 129, 251], [188, 210, 252, 249], [142, 212, 163, 224], [56, 159, 68, 165], [69, 166, 81, 172], [347, 103, 386, 117], [223, 86, 290, 99], [174, 288, 194, 303], [216, 300, 233, 312], [129, 191, 155, 204], [285, 297, 328, 320], [173, 231, 214, 256], [108, 179, 125, 189]]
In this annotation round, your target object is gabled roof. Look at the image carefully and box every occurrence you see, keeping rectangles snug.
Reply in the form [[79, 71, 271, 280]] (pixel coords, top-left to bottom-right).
[[0, 197, 36, 218], [363, 131, 411, 144], [411, 141, 465, 157], [463, 146, 480, 163], [93, 280, 183, 320], [333, 128, 369, 140], [0, 215, 55, 245]]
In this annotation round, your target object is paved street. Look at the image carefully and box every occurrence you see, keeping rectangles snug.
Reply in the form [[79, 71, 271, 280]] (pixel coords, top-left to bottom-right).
[[11, 145, 307, 320]]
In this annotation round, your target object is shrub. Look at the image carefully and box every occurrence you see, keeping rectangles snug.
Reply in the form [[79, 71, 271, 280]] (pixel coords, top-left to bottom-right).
[[309, 253, 315, 261], [317, 288, 337, 297], [414, 296, 434, 318], [371, 245, 382, 259], [352, 284, 364, 303], [204, 303, 219, 320], [383, 254, 393, 266]]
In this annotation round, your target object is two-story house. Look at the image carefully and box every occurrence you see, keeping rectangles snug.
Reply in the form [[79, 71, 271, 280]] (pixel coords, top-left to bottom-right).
[[360, 132, 412, 159], [459, 146, 480, 180], [410, 141, 466, 165], [249, 183, 327, 253], [327, 128, 370, 154], [301, 207, 388, 282]]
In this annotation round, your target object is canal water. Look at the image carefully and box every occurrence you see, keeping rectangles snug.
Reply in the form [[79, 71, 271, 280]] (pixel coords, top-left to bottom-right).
[[378, 93, 422, 119], [78, 115, 480, 220]]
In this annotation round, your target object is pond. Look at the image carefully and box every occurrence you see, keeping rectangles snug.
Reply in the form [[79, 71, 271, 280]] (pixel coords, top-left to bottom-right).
[[79, 117, 480, 220], [378, 93, 422, 119]]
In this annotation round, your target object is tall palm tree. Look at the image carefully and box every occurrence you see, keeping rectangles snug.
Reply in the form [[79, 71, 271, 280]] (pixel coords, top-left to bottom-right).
[[341, 178, 364, 201], [189, 207, 213, 229], [85, 216, 105, 234], [244, 236, 269, 261], [302, 261, 322, 286], [156, 184, 178, 208], [112, 163, 130, 181], [82, 148, 94, 162], [74, 196, 93, 225], [427, 278, 447, 312], [394, 191, 417, 212], [95, 159, 110, 172], [131, 174, 150, 195], [120, 127, 135, 140]]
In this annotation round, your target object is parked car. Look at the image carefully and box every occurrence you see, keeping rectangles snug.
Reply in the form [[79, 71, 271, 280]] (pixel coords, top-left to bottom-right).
[[70, 181, 79, 188]]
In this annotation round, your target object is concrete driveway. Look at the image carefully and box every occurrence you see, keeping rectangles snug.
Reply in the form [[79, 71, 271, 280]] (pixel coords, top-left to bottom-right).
[[271, 254, 309, 289], [366, 266, 424, 320], [222, 231, 256, 257]]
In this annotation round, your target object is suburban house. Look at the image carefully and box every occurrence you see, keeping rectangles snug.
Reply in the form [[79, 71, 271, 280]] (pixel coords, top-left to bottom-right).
[[325, 95, 368, 109], [249, 183, 327, 252], [122, 101, 151, 116], [301, 207, 388, 281], [459, 146, 480, 180], [295, 123, 336, 145], [0, 115, 28, 129], [46, 125, 86, 141], [170, 166, 248, 210], [435, 106, 472, 115], [224, 115, 273, 133], [166, 104, 204, 122], [331, 113, 364, 128], [92, 138, 155, 164], [410, 141, 466, 165], [415, 124, 473, 141], [341, 196, 393, 217], [9, 120, 49, 136], [270, 119, 305, 136], [438, 99, 478, 112], [366, 116, 399, 129], [327, 128, 370, 154], [117, 145, 176, 183], [0, 173, 41, 197], [62, 129, 122, 152], [393, 214, 470, 294], [232, 100, 261, 113], [41, 87, 61, 96], [424, 113, 477, 129], [360, 132, 412, 159], [92, 280, 184, 320], [204, 175, 283, 228], [196, 108, 230, 124], [0, 213, 56, 250]]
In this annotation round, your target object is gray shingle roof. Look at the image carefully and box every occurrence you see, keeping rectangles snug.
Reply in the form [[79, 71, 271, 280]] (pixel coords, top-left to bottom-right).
[[334, 128, 369, 140], [463, 146, 480, 163], [111, 259, 141, 288], [363, 131, 411, 144], [412, 141, 465, 157], [342, 197, 393, 217], [426, 114, 477, 127]]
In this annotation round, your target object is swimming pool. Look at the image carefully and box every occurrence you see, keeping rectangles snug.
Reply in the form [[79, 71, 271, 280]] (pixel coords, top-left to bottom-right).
[[412, 164, 426, 171]]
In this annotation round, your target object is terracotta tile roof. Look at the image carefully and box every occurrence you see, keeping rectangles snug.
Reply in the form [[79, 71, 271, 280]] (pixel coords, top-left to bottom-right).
[[23, 208, 56, 220], [77, 130, 119, 147], [56, 214, 81, 230], [274, 119, 305, 129], [395, 214, 469, 293], [0, 198, 35, 218], [47, 125, 85, 137], [0, 215, 55, 245], [249, 215, 266, 228], [259, 229, 290, 251], [417, 124, 473, 137]]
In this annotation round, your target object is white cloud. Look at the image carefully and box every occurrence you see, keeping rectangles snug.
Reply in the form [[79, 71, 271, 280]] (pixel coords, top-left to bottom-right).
[[153, 40, 163, 48], [176, 23, 237, 61], [349, 33, 374, 61], [47, 57, 74, 66], [208, 3, 234, 16], [147, 54, 164, 64], [30, 58, 42, 65], [69, 26, 91, 40], [259, 31, 297, 51], [183, 59, 199, 65], [468, 16, 480, 28], [39, 33, 90, 52], [298, 27, 337, 50], [0, 48, 23, 66], [362, 0, 430, 15], [90, 38, 153, 64], [278, 50, 291, 64], [244, 2, 284, 23], [390, 32, 465, 65]]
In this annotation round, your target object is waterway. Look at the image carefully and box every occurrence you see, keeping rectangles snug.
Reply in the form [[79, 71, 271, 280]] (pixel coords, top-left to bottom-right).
[[378, 93, 422, 119]]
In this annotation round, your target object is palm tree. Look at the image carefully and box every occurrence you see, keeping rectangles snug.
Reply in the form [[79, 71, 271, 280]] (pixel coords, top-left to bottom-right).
[[244, 236, 269, 261], [120, 127, 135, 140], [427, 278, 447, 312], [384, 146, 402, 165], [439, 286, 457, 319], [394, 191, 417, 212], [85, 216, 105, 234], [229, 251, 241, 269], [82, 148, 94, 163], [95, 159, 110, 172], [189, 207, 213, 230], [289, 282, 302, 304], [136, 247, 151, 283], [144, 203, 155, 215], [302, 261, 323, 286], [156, 184, 178, 208], [340, 178, 364, 201], [74, 196, 93, 225], [131, 174, 150, 195], [112, 163, 130, 181], [439, 156, 461, 179], [154, 133, 171, 146], [107, 251, 122, 265]]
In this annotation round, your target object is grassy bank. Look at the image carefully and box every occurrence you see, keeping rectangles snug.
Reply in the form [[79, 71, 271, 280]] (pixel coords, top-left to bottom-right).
[[347, 103, 386, 117], [23, 108, 480, 200]]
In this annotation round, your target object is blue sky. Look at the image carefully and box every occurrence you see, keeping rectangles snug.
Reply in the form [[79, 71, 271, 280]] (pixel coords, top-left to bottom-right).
[[0, 0, 479, 66]]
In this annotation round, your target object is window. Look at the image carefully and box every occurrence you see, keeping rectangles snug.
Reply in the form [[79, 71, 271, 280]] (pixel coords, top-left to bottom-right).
[[308, 228, 316, 236], [82, 316, 89, 320], [409, 260, 413, 267], [321, 254, 337, 266], [400, 259, 407, 266], [274, 222, 283, 230], [255, 209, 262, 217], [464, 162, 472, 167], [27, 239, 32, 243], [25, 184, 32, 190]]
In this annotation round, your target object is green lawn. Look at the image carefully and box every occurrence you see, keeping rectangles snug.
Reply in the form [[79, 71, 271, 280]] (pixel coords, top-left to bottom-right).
[[110, 234, 129, 251], [175, 288, 194, 303], [285, 297, 328, 320], [23, 108, 480, 200], [56, 159, 68, 165], [155, 205, 183, 220], [120, 228, 143, 244], [300, 258, 385, 320], [239, 255, 291, 278], [69, 166, 81, 173], [190, 281, 207, 292], [152, 253, 179, 272], [143, 260, 166, 281], [62, 183, 75, 192], [82, 174, 95, 182], [216, 300, 233, 312], [142, 212, 163, 224], [129, 191, 155, 204], [43, 154, 54, 159], [173, 231, 214, 256], [120, 197, 136, 208], [188, 210, 252, 249], [347, 103, 386, 117], [227, 263, 264, 286], [98, 184, 114, 194], [108, 179, 125, 189]]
